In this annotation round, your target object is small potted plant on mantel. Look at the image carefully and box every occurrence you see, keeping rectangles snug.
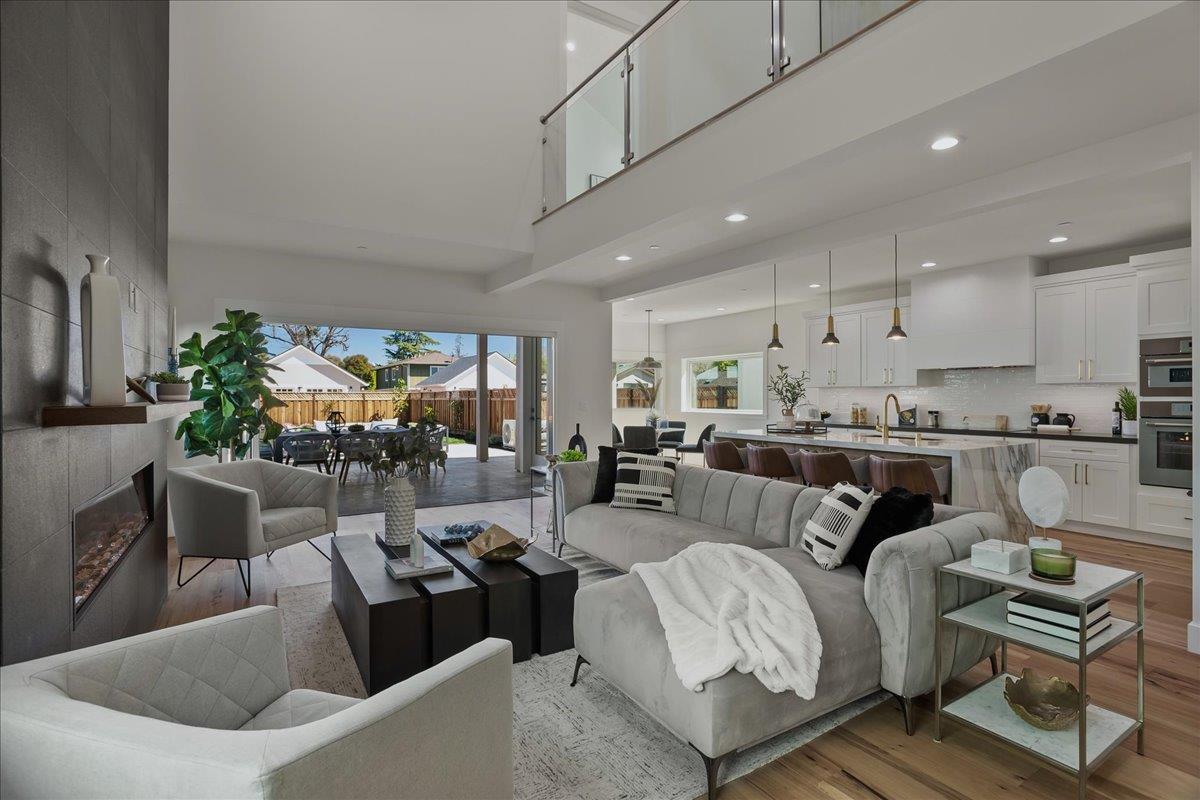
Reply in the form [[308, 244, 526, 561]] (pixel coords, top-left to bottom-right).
[[1117, 386, 1138, 437], [767, 364, 809, 430], [148, 371, 189, 402]]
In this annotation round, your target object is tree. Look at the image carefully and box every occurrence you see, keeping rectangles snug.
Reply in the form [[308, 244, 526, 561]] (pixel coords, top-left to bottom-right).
[[265, 324, 349, 357], [324, 354, 344, 368], [383, 330, 438, 362], [452, 334, 465, 358], [342, 353, 376, 387]]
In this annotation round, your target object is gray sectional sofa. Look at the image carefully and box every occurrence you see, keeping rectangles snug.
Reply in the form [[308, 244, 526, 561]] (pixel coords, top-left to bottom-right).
[[555, 461, 1007, 799]]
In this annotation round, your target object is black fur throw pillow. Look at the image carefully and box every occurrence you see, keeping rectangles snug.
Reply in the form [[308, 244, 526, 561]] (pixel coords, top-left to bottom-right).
[[846, 487, 934, 575]]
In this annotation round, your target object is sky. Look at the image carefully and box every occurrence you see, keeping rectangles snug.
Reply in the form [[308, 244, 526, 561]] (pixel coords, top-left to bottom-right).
[[266, 325, 517, 367]]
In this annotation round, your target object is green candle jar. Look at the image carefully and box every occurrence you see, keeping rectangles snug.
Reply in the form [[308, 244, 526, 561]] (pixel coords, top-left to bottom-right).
[[1030, 548, 1076, 579]]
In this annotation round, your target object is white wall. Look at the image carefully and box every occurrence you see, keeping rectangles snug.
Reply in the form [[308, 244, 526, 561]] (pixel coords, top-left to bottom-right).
[[169, 242, 613, 460]]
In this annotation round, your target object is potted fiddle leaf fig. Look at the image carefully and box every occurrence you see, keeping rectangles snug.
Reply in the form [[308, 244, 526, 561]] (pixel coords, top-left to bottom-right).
[[767, 364, 809, 429], [175, 309, 285, 460]]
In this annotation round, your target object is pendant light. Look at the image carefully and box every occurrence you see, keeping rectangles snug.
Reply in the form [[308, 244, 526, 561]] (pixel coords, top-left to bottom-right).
[[766, 263, 783, 350], [886, 233, 908, 340], [636, 309, 662, 370], [820, 251, 839, 345]]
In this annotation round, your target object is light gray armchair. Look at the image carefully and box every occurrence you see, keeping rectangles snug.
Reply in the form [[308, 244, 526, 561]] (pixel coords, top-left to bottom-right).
[[169, 460, 338, 595], [0, 606, 515, 800]]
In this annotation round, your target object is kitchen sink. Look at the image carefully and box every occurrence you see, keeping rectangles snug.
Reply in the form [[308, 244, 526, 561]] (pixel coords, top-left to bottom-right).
[[855, 433, 943, 442]]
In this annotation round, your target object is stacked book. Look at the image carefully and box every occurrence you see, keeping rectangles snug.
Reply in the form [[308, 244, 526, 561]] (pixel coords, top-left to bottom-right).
[[1006, 592, 1112, 642], [385, 551, 453, 580]]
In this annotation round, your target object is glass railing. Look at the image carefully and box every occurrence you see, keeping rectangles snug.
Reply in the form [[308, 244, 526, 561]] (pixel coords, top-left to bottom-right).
[[539, 0, 909, 216]]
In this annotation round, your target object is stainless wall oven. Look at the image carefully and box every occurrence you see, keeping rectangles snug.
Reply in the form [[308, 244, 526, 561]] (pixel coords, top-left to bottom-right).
[[1139, 337, 1192, 397], [1139, 401, 1192, 489]]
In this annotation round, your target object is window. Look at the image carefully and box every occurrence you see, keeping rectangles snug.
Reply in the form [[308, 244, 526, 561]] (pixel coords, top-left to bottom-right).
[[681, 353, 764, 413], [612, 361, 660, 409]]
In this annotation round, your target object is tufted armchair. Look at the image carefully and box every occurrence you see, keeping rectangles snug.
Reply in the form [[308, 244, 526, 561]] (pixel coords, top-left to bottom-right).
[[0, 606, 514, 799], [169, 460, 338, 595]]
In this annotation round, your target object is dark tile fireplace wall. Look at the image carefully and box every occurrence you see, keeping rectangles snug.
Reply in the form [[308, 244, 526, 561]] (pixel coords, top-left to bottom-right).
[[1, 1, 170, 664]]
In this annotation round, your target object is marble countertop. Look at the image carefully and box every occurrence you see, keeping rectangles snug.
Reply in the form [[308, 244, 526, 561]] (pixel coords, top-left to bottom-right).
[[823, 422, 1137, 446], [714, 428, 1038, 457]]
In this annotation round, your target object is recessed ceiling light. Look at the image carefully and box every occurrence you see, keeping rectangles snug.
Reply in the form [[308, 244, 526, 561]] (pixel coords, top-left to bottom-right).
[[930, 135, 960, 151], [356, 245, 368, 250], [723, 212, 749, 223], [614, 254, 632, 262], [716, 306, 726, 311], [565, 41, 576, 52], [649, 244, 660, 250], [809, 283, 821, 288], [1048, 236, 1069, 243], [921, 261, 936, 268], [1057, 221, 1072, 227], [656, 318, 665, 322]]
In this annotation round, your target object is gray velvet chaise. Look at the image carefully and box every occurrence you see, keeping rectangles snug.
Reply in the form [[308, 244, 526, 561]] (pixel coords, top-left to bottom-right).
[[555, 461, 1007, 799]]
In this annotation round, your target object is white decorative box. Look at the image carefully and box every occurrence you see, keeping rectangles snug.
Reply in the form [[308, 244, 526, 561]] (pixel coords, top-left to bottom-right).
[[970, 540, 1029, 574]]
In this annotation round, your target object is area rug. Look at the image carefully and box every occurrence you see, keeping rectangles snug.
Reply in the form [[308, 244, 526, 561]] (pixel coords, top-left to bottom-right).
[[275, 547, 887, 800]]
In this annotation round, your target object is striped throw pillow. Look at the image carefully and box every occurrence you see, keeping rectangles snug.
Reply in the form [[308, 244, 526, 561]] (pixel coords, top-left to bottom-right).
[[802, 483, 876, 570], [610, 453, 677, 514]]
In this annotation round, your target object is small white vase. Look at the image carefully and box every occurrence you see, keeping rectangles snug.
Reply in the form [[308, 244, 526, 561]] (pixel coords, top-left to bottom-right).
[[80, 255, 126, 406], [779, 409, 795, 429], [384, 475, 416, 547], [1121, 420, 1138, 437]]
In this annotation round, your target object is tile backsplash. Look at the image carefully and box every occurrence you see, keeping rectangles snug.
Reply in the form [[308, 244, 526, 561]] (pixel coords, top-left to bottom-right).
[[816, 367, 1132, 433]]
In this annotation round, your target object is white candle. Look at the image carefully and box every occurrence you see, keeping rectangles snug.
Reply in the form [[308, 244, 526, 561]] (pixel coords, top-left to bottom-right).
[[410, 531, 424, 568], [168, 306, 176, 348]]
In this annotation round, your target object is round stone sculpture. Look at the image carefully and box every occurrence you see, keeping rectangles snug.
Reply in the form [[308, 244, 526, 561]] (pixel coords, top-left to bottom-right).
[[1018, 466, 1070, 529]]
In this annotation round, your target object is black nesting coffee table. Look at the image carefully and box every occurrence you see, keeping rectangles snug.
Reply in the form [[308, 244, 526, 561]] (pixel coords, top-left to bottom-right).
[[331, 522, 578, 695]]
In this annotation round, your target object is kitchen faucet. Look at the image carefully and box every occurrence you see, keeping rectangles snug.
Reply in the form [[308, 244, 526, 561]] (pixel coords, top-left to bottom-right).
[[877, 393, 901, 440]]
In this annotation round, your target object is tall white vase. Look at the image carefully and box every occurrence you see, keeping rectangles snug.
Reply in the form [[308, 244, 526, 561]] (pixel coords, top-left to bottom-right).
[[80, 255, 126, 406], [383, 475, 416, 547]]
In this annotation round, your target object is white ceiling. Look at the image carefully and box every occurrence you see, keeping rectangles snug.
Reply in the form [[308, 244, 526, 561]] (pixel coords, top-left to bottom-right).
[[613, 164, 1191, 324], [169, 0, 562, 271]]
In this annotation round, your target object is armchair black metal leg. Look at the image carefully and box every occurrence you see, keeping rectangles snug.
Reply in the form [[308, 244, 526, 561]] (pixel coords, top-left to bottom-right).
[[265, 550, 274, 560], [307, 539, 332, 562], [569, 655, 588, 687], [556, 541, 565, 558], [176, 556, 217, 589], [689, 744, 728, 800], [235, 559, 251, 596], [897, 694, 916, 736], [989, 652, 999, 676]]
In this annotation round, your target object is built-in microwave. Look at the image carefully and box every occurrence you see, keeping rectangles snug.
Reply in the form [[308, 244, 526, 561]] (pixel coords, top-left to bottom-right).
[[1139, 400, 1192, 490], [1139, 337, 1192, 397]]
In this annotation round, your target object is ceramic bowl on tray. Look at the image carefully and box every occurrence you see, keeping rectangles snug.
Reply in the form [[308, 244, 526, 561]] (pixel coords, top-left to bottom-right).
[[1004, 669, 1086, 730]]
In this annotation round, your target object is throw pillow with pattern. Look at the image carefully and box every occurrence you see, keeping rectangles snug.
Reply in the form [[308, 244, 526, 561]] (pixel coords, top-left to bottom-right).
[[802, 483, 876, 570], [611, 452, 677, 513]]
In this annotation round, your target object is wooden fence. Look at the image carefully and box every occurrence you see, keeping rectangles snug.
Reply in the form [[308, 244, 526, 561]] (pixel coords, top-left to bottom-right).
[[268, 389, 521, 435], [405, 388, 518, 435]]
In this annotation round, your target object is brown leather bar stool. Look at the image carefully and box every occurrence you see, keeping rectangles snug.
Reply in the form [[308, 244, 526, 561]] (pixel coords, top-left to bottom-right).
[[796, 450, 858, 488], [747, 445, 804, 483], [868, 454, 944, 501], [703, 440, 747, 473]]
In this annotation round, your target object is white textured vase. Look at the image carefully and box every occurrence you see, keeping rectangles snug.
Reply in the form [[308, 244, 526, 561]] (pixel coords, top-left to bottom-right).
[[779, 409, 795, 429], [383, 475, 416, 547], [80, 254, 125, 406], [1121, 420, 1138, 437]]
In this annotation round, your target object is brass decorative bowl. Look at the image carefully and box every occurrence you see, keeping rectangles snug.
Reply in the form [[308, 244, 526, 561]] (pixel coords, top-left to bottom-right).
[[1004, 669, 1086, 730], [476, 540, 531, 562]]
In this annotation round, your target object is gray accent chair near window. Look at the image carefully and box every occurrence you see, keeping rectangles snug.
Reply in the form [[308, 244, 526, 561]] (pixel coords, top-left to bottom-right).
[[0, 606, 514, 799], [555, 461, 1005, 799], [169, 460, 338, 595]]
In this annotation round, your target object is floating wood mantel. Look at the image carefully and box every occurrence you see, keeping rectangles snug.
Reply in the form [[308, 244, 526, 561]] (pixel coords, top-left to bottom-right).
[[42, 400, 203, 428]]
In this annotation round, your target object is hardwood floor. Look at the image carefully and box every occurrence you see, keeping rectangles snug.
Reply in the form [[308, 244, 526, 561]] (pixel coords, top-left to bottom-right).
[[157, 505, 1198, 800]]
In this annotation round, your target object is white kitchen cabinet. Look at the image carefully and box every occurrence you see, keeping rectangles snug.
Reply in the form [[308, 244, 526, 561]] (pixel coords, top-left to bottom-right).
[[1038, 440, 1133, 529], [831, 313, 861, 387], [1136, 263, 1191, 336], [1039, 456, 1082, 522], [807, 318, 835, 387], [1079, 460, 1131, 527], [1034, 269, 1136, 384], [890, 306, 916, 386], [1135, 489, 1193, 539], [862, 306, 915, 387]]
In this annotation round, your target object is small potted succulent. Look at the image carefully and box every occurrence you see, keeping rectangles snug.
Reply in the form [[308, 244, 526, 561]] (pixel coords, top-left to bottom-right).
[[767, 364, 809, 429], [1117, 386, 1138, 437], [149, 371, 190, 402]]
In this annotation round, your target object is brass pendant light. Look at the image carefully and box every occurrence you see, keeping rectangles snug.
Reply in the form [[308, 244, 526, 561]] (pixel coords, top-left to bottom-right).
[[767, 263, 783, 350], [820, 250, 839, 345], [636, 309, 662, 370], [886, 233, 908, 341]]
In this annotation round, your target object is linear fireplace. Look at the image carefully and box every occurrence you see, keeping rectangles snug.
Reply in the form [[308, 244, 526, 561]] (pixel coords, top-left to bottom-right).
[[73, 463, 154, 623]]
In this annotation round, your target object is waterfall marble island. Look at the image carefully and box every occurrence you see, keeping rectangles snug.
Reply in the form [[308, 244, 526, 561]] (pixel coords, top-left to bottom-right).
[[714, 429, 1036, 534]]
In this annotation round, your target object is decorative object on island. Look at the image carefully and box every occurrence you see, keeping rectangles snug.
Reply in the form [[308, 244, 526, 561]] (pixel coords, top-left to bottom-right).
[[1018, 465, 1070, 552], [467, 523, 534, 562], [383, 475, 416, 547], [820, 251, 839, 345], [567, 423, 588, 456], [174, 309, 285, 460], [1030, 548, 1077, 583], [149, 371, 190, 401], [636, 309, 662, 370], [767, 364, 808, 430], [970, 539, 1029, 574], [766, 263, 784, 351], [886, 234, 908, 340], [1003, 669, 1085, 731], [80, 254, 126, 406], [1117, 386, 1138, 437]]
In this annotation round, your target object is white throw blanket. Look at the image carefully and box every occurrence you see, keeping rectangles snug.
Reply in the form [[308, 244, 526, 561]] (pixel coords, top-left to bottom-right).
[[631, 543, 822, 698]]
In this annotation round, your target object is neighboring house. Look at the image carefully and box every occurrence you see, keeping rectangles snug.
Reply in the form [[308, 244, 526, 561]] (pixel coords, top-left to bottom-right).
[[373, 351, 454, 389], [267, 345, 368, 392], [414, 352, 517, 391]]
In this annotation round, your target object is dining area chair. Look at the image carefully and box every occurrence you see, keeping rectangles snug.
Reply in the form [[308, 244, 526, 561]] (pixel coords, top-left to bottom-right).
[[675, 423, 715, 462], [621, 425, 660, 453], [656, 421, 687, 456], [334, 432, 381, 484], [280, 432, 336, 473]]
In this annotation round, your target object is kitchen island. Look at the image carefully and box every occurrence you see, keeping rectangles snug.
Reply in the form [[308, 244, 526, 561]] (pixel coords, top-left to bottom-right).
[[714, 428, 1035, 534]]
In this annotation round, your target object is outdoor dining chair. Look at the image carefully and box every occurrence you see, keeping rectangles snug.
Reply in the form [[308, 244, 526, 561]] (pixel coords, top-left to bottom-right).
[[334, 432, 381, 484], [280, 432, 336, 473]]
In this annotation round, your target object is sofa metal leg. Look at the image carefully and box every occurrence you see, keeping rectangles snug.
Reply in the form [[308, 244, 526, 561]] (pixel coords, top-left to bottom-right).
[[689, 744, 728, 800], [569, 655, 588, 687], [176, 556, 217, 589], [989, 652, 999, 676], [898, 694, 916, 736], [235, 559, 251, 596]]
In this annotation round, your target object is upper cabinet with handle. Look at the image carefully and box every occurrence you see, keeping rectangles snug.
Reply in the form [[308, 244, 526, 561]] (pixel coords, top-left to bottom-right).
[[861, 305, 914, 387], [1131, 248, 1191, 336], [805, 300, 910, 388], [1034, 266, 1136, 384]]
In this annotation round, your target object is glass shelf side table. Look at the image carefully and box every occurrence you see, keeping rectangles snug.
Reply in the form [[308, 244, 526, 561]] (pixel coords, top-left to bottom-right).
[[934, 558, 1144, 800]]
